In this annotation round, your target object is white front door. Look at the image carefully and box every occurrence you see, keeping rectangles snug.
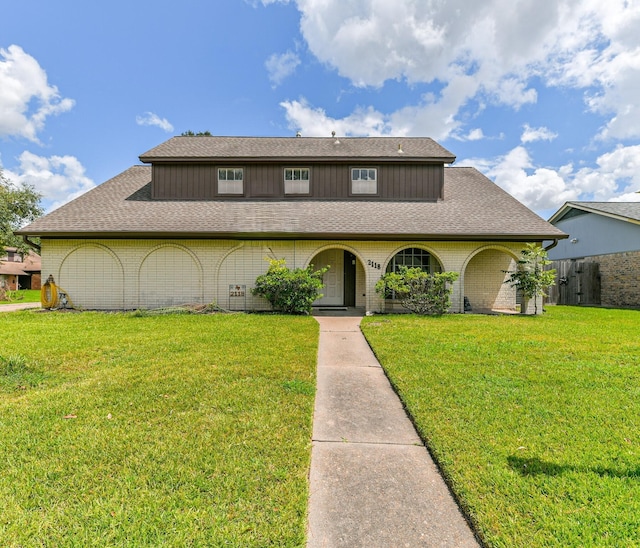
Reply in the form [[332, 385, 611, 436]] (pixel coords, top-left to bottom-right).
[[313, 249, 344, 306]]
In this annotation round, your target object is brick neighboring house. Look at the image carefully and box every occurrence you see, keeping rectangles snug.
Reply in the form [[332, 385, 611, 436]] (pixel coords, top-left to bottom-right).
[[17, 136, 566, 313], [548, 202, 640, 308], [0, 248, 42, 291]]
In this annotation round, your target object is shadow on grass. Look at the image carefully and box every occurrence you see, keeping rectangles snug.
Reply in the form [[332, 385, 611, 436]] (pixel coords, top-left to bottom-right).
[[507, 456, 640, 479]]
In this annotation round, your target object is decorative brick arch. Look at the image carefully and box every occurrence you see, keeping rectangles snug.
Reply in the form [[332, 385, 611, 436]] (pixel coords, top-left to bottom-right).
[[302, 243, 366, 271], [305, 244, 367, 308], [138, 244, 204, 308], [58, 243, 125, 309], [460, 245, 520, 313], [382, 244, 446, 273]]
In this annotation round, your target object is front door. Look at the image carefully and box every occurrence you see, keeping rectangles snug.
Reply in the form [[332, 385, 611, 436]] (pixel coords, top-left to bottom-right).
[[313, 249, 344, 306], [343, 252, 356, 307]]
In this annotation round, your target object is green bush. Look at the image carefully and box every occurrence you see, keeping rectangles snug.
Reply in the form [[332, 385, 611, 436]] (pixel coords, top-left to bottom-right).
[[375, 266, 459, 315], [252, 259, 329, 314], [503, 243, 556, 314]]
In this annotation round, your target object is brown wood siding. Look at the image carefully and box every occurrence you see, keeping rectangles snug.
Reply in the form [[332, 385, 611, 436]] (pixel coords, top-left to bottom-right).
[[152, 162, 444, 200], [152, 164, 217, 199]]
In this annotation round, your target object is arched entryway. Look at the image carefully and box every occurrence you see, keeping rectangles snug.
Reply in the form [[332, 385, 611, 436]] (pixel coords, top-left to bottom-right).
[[462, 247, 518, 313], [309, 248, 363, 308]]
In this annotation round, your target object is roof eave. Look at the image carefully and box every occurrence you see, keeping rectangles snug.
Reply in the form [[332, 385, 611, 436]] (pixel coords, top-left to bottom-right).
[[138, 155, 456, 164], [549, 202, 640, 225], [18, 230, 568, 242]]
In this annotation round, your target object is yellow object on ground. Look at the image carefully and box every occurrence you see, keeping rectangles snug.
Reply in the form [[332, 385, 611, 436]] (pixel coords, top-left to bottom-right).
[[41, 276, 75, 309]]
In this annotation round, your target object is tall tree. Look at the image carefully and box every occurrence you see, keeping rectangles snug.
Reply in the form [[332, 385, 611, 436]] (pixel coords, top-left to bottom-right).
[[0, 169, 43, 254]]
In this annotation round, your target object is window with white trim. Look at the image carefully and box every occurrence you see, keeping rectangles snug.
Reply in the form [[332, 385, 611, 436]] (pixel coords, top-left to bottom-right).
[[386, 248, 442, 275], [384, 248, 442, 299], [284, 167, 310, 194], [218, 168, 243, 195], [351, 168, 377, 194]]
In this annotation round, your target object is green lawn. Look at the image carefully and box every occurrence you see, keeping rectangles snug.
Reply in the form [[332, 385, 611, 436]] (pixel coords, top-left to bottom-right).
[[361, 306, 640, 547], [0, 311, 318, 547], [0, 288, 41, 304]]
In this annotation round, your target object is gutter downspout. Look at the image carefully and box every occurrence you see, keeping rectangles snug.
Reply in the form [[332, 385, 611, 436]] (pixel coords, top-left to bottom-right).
[[544, 239, 558, 252], [22, 235, 41, 253]]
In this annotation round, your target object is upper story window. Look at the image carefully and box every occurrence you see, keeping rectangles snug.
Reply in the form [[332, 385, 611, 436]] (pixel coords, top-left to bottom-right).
[[284, 167, 310, 194], [218, 168, 243, 195], [351, 168, 377, 195]]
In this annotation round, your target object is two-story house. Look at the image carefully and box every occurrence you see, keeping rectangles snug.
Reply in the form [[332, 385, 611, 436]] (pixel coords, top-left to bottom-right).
[[17, 136, 566, 313]]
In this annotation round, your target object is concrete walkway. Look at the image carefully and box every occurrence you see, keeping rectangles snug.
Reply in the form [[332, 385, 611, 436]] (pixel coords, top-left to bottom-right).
[[0, 302, 41, 312], [307, 315, 479, 547]]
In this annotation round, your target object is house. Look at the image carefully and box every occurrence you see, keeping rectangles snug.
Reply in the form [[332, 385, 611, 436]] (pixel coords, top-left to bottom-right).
[[547, 202, 640, 308], [0, 248, 42, 291], [16, 136, 566, 313]]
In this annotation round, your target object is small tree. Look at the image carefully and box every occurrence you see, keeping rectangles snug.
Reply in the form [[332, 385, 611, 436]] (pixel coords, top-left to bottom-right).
[[1, 169, 43, 254], [375, 266, 459, 315], [252, 259, 329, 315], [504, 243, 556, 314]]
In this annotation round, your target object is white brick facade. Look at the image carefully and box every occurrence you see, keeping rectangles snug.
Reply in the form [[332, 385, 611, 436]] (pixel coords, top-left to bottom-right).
[[41, 239, 538, 313]]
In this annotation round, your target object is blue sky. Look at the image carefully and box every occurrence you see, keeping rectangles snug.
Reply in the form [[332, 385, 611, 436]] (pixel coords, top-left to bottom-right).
[[2, 0, 640, 219]]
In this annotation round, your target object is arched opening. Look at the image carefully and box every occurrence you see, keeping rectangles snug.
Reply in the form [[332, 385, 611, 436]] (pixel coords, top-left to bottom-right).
[[463, 248, 518, 313], [385, 247, 442, 275], [383, 247, 443, 311], [309, 248, 364, 308]]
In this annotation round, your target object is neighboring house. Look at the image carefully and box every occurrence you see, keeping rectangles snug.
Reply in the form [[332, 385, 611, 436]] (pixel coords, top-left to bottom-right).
[[548, 202, 640, 308], [0, 248, 42, 291], [17, 136, 566, 313]]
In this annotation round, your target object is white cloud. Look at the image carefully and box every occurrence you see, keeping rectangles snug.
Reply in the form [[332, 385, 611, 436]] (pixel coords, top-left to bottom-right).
[[5, 151, 95, 212], [281, 71, 480, 139], [280, 99, 389, 136], [610, 191, 640, 202], [266, 51, 301, 87], [136, 112, 174, 132], [0, 45, 75, 142], [521, 124, 558, 143], [464, 128, 484, 141], [460, 143, 640, 214], [462, 146, 579, 211], [271, 1, 640, 142]]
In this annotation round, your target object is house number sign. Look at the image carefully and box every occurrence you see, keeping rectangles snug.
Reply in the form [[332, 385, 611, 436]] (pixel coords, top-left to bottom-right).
[[367, 260, 381, 270], [229, 284, 246, 297]]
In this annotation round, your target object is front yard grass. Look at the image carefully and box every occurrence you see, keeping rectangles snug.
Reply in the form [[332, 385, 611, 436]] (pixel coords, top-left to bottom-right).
[[0, 288, 40, 304], [0, 311, 318, 547], [361, 306, 640, 547]]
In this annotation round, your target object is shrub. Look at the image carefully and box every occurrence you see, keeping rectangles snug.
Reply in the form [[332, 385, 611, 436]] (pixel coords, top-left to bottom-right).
[[503, 243, 556, 314], [252, 259, 329, 314], [375, 267, 459, 315]]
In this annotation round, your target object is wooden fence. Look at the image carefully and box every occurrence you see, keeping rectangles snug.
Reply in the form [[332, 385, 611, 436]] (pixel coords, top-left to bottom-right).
[[547, 260, 601, 305]]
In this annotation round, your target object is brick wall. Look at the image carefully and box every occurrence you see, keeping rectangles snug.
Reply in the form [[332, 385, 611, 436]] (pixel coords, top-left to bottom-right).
[[40, 239, 531, 313], [463, 249, 517, 311], [584, 250, 640, 308]]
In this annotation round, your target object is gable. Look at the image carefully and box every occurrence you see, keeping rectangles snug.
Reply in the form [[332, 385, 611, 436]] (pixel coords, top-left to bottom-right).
[[549, 211, 640, 259]]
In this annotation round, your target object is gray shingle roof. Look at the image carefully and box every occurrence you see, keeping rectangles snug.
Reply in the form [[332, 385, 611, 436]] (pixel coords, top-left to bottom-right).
[[139, 136, 456, 162], [18, 165, 566, 241], [550, 201, 640, 224]]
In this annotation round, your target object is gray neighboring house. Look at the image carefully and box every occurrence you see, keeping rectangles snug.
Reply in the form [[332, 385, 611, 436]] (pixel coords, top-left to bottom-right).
[[17, 135, 566, 313], [548, 201, 640, 308]]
